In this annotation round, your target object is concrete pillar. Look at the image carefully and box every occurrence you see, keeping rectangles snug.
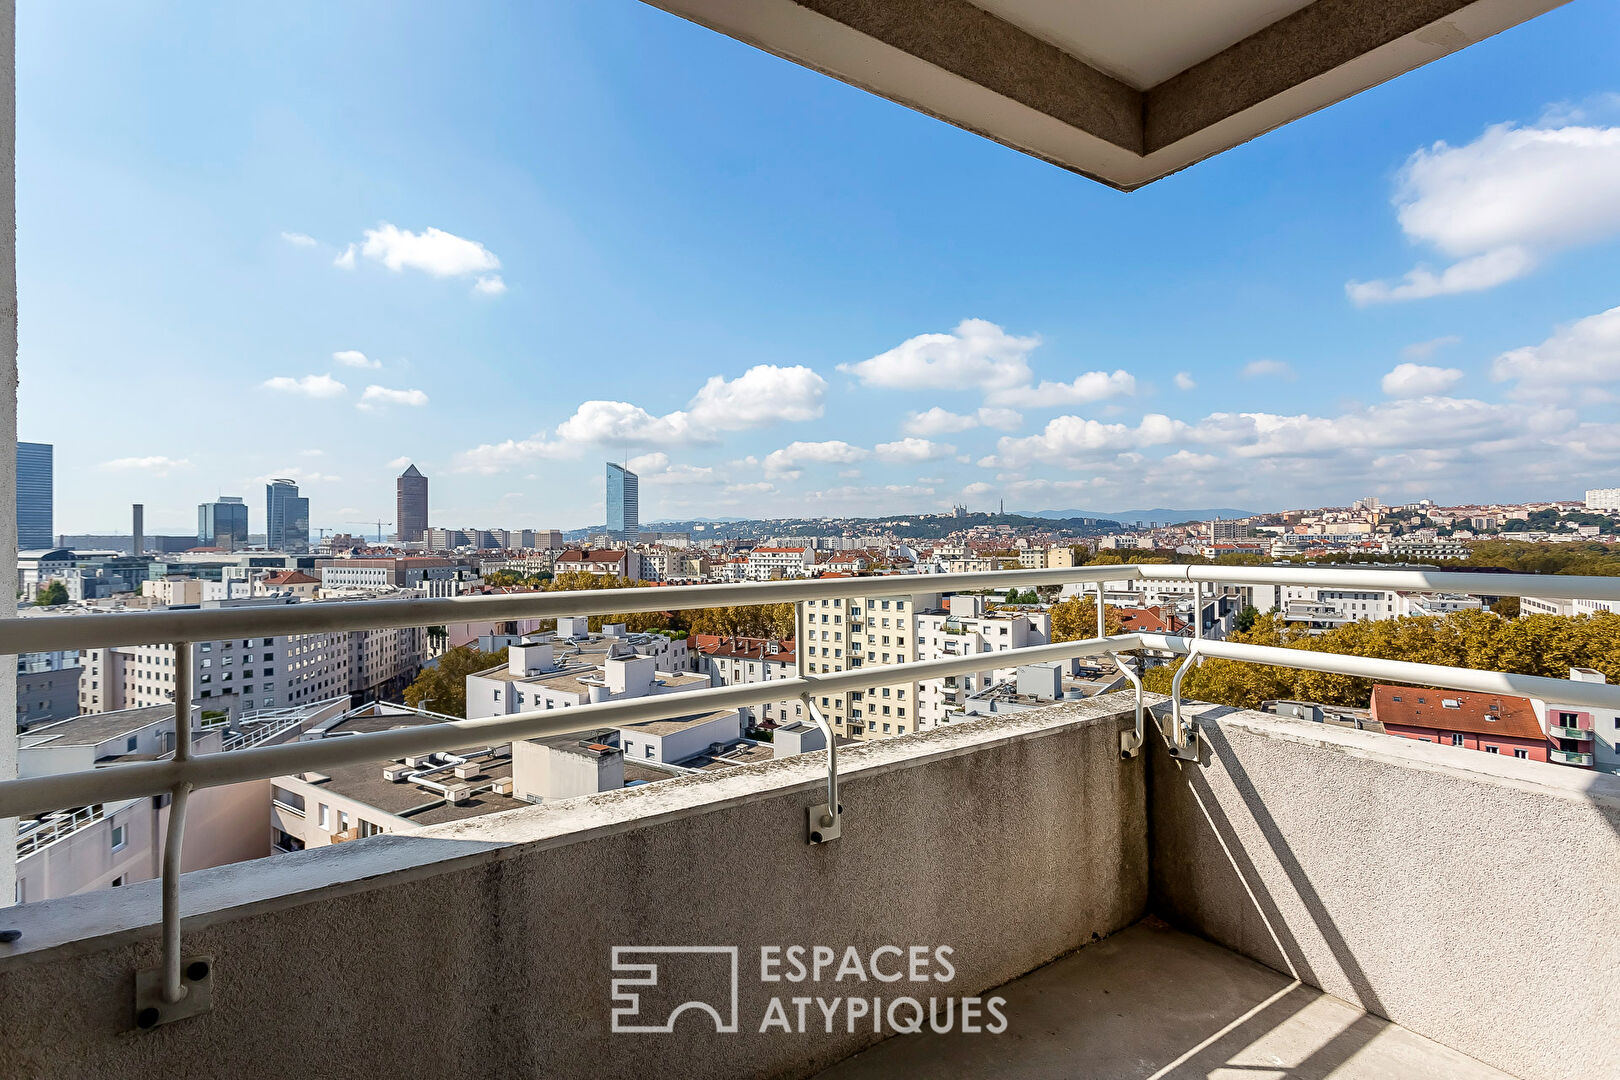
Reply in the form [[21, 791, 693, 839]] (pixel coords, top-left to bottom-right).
[[0, 0, 16, 908]]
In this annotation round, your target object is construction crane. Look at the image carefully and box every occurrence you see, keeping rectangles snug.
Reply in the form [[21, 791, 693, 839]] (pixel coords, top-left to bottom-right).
[[350, 520, 393, 543]]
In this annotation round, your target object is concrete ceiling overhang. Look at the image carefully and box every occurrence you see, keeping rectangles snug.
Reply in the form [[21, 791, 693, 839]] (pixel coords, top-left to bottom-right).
[[643, 0, 1569, 190]]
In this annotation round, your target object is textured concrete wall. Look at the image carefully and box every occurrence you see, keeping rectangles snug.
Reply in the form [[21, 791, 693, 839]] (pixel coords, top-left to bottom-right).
[[0, 698, 1143, 1079], [1149, 702, 1620, 1080]]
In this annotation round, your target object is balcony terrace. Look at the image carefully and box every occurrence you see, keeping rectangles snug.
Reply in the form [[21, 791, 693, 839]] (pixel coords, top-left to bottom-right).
[[0, 565, 1615, 1079], [0, 5, 1606, 1073]]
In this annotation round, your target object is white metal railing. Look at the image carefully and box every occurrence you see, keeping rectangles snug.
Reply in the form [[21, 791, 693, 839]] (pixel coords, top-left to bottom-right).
[[16, 803, 105, 859], [3, 562, 1619, 1028], [218, 712, 313, 753]]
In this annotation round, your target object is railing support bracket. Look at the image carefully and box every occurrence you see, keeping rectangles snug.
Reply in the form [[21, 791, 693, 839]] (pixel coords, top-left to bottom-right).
[[1165, 642, 1203, 762], [1109, 651, 1145, 759], [800, 692, 841, 844], [134, 954, 214, 1031]]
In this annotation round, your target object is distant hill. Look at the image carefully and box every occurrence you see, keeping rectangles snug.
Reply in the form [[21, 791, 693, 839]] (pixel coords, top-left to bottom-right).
[[1017, 507, 1260, 525]]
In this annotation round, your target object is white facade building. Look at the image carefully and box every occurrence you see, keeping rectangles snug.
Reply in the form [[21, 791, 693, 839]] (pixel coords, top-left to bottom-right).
[[915, 595, 1050, 729], [745, 546, 818, 580], [1584, 488, 1620, 511]]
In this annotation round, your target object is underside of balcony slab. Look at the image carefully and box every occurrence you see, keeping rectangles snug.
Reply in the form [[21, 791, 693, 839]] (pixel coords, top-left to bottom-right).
[[815, 918, 1515, 1080]]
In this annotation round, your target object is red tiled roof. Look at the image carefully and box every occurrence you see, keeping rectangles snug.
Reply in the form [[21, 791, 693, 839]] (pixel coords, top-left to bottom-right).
[[557, 549, 625, 562], [1370, 685, 1544, 740], [262, 570, 318, 585], [692, 634, 796, 663], [1111, 606, 1187, 634]]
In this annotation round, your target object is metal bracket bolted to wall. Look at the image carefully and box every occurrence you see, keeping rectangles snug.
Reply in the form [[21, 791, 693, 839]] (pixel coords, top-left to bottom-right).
[[800, 693, 841, 844], [1165, 641, 1203, 762], [1109, 652, 1145, 759], [133, 641, 215, 1031]]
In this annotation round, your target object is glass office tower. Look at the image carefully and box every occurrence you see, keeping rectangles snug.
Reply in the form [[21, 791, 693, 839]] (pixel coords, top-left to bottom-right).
[[198, 497, 250, 549], [17, 442, 53, 549], [396, 464, 428, 543], [606, 462, 638, 539], [266, 479, 310, 553]]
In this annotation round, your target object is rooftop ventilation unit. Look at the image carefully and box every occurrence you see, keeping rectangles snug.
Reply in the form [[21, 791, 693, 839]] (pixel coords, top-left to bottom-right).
[[441, 782, 473, 804], [382, 764, 414, 782], [452, 763, 481, 780], [491, 777, 514, 795]]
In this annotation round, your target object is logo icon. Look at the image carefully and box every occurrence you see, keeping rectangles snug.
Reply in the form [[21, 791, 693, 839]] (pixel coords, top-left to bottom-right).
[[610, 946, 740, 1033]]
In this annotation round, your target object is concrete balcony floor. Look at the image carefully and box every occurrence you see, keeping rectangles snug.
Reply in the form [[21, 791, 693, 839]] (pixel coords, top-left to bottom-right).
[[817, 920, 1512, 1080]]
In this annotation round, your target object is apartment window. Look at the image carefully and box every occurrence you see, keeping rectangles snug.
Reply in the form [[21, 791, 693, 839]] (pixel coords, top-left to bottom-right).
[[1514, 749, 1529, 759], [125, 736, 137, 752], [1486, 746, 1500, 754], [318, 804, 331, 830], [1449, 734, 1464, 746], [897, 725, 906, 734], [644, 745, 654, 759], [110, 825, 127, 852]]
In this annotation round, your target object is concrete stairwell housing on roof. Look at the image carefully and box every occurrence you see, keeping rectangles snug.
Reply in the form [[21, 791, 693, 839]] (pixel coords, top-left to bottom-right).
[[645, 0, 1569, 189]]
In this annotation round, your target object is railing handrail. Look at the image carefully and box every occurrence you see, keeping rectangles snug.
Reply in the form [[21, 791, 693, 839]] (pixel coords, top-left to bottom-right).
[[3, 564, 1618, 823], [10, 563, 1618, 656], [0, 566, 1124, 654]]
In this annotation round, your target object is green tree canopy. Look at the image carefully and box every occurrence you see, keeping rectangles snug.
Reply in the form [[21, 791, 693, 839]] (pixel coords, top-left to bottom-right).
[[403, 645, 509, 718]]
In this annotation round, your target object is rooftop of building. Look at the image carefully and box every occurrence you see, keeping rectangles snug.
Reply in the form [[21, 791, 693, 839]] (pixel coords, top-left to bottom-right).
[[1111, 605, 1189, 634], [1370, 685, 1544, 740], [18, 704, 181, 748], [691, 634, 796, 663], [619, 707, 742, 738]]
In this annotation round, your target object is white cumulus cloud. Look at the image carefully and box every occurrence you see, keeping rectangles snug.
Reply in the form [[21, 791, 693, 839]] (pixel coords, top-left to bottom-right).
[[333, 349, 380, 369], [764, 440, 868, 475], [985, 370, 1135, 408], [102, 456, 192, 476], [1491, 303, 1620, 385], [873, 438, 954, 463], [281, 231, 317, 247], [263, 374, 346, 398], [1382, 363, 1464, 397], [687, 364, 827, 429], [358, 385, 429, 410], [1174, 372, 1197, 390], [340, 223, 506, 294], [1347, 120, 1620, 304]]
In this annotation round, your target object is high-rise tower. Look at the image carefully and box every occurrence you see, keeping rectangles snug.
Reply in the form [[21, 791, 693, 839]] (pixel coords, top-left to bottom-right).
[[396, 464, 428, 543], [606, 462, 639, 539]]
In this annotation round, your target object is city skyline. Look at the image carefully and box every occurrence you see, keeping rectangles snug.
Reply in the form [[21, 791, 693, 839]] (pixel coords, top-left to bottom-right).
[[17, 3, 1620, 533]]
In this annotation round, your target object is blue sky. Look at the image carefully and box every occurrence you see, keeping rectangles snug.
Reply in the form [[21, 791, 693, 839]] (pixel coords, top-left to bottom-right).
[[18, 1, 1620, 534]]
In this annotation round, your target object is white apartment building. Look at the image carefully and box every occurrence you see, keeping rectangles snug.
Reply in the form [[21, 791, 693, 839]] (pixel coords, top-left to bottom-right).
[[76, 598, 422, 719], [1521, 595, 1620, 617], [745, 546, 818, 580], [798, 591, 936, 740], [15, 698, 348, 902], [915, 595, 1050, 729], [692, 636, 805, 727], [1584, 488, 1620, 511], [618, 709, 745, 765], [141, 578, 252, 605], [269, 703, 526, 852], [1533, 668, 1617, 776], [465, 633, 708, 720]]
